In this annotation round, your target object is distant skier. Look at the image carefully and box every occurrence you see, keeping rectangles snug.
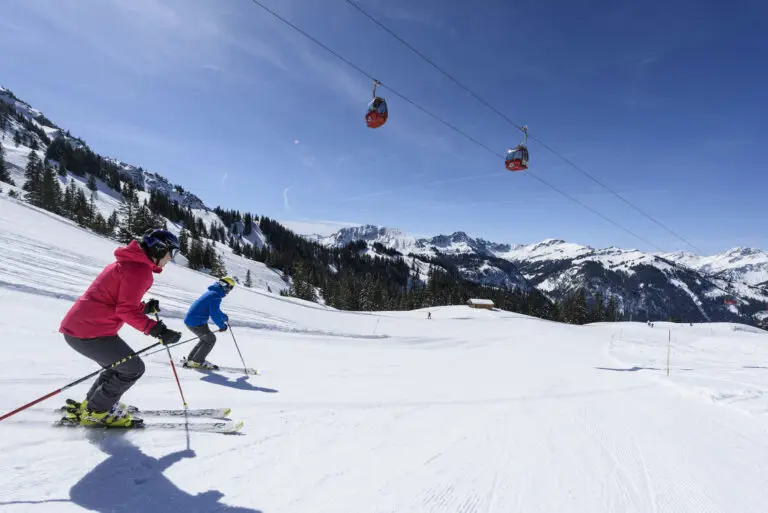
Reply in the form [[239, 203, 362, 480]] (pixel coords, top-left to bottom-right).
[[182, 277, 235, 370], [427, 312, 431, 320], [58, 229, 183, 427]]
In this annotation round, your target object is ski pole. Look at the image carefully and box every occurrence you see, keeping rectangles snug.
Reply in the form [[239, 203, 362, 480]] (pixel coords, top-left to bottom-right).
[[156, 313, 188, 410], [143, 334, 201, 358], [226, 321, 249, 376], [0, 334, 201, 423]]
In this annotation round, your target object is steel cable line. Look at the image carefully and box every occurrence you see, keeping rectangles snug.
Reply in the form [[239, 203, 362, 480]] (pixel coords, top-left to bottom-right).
[[246, 0, 665, 251], [252, 0, 765, 310], [342, 0, 704, 255]]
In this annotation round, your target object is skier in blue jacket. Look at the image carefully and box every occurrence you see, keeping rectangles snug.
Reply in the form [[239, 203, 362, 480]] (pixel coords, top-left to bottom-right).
[[182, 277, 235, 370]]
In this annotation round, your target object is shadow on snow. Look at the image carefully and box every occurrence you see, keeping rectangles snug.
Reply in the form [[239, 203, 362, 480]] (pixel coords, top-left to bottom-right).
[[66, 429, 264, 512]]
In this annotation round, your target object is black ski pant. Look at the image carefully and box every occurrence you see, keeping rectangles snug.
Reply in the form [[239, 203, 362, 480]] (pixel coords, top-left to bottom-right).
[[63, 334, 145, 413], [186, 324, 217, 363]]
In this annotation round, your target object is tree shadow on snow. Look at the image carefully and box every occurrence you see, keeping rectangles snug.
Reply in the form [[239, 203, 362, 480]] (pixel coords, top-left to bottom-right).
[[595, 366, 661, 372], [199, 372, 279, 393], [68, 429, 264, 512]]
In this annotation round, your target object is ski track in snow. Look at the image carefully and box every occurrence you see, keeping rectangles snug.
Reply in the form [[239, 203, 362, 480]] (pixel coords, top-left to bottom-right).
[[1, 196, 768, 512]]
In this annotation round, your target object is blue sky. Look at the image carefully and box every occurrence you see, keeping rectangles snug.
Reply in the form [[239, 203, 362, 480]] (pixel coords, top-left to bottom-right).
[[1, 0, 766, 254]]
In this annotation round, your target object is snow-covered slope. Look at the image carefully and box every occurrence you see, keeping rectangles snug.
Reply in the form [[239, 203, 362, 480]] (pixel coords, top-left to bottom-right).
[[1, 193, 768, 512]]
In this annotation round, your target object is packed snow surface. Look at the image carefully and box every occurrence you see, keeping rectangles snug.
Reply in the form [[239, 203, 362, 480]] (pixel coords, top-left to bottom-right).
[[1, 194, 767, 512]]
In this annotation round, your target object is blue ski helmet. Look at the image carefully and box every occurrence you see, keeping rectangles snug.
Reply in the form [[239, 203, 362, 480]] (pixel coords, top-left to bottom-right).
[[141, 228, 180, 260]]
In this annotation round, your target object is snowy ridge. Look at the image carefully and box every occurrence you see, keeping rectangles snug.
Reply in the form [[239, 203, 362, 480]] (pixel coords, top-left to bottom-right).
[[314, 224, 768, 322], [106, 157, 207, 210], [0, 87, 277, 293], [661, 247, 768, 288], [315, 226, 532, 291], [316, 224, 420, 254], [0, 87, 56, 130]]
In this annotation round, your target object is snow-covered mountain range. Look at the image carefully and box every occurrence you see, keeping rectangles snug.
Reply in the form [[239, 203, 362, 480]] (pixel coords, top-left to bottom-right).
[[308, 225, 768, 323]]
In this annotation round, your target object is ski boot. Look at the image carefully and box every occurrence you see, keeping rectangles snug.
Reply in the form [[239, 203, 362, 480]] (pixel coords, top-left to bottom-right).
[[62, 398, 146, 416], [65, 400, 142, 428], [81, 401, 141, 428], [63, 398, 130, 415], [181, 356, 219, 370]]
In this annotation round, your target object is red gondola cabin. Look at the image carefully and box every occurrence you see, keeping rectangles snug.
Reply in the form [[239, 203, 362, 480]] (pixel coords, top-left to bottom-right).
[[366, 98, 388, 129], [505, 145, 529, 171]]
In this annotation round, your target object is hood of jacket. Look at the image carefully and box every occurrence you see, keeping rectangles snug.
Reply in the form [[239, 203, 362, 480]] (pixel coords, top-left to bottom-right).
[[114, 240, 163, 273], [207, 281, 227, 297]]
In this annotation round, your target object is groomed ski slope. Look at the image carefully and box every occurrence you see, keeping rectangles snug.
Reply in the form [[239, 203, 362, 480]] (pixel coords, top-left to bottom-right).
[[1, 195, 767, 513]]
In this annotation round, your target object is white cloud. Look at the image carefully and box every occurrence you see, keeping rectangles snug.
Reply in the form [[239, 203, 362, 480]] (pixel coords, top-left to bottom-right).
[[283, 185, 293, 210]]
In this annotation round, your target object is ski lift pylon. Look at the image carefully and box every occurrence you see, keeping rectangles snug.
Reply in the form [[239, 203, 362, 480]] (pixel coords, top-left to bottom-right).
[[505, 125, 529, 171], [365, 79, 388, 129]]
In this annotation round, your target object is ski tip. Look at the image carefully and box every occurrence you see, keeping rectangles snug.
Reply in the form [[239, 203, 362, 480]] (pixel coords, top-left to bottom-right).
[[232, 420, 245, 432], [224, 407, 232, 417]]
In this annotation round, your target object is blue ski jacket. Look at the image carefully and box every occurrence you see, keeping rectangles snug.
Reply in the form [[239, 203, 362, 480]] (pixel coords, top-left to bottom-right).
[[184, 282, 229, 330]]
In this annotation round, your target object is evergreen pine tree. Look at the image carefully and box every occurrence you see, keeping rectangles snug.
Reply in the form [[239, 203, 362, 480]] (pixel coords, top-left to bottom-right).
[[244, 213, 253, 235], [590, 291, 605, 323], [90, 211, 109, 235], [73, 188, 93, 227], [0, 144, 13, 185], [187, 239, 204, 270], [62, 180, 76, 218], [573, 288, 589, 325], [117, 193, 140, 243], [242, 243, 253, 259], [107, 210, 119, 235], [132, 204, 160, 237], [244, 269, 253, 288], [605, 295, 620, 321], [178, 229, 189, 256], [211, 252, 227, 278], [40, 163, 61, 213], [359, 274, 375, 310], [288, 261, 315, 302], [22, 151, 43, 206], [87, 174, 98, 192]]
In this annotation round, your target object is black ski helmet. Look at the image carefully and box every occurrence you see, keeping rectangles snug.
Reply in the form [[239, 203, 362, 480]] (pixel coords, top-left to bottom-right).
[[141, 228, 180, 261]]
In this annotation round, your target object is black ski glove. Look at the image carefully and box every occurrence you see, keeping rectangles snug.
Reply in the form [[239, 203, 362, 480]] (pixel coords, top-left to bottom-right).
[[143, 299, 160, 315], [148, 320, 182, 345]]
